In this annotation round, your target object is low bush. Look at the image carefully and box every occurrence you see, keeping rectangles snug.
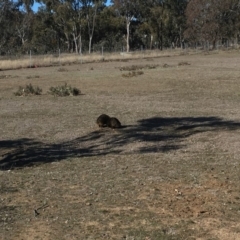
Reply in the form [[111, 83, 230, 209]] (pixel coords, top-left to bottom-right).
[[14, 84, 42, 96], [178, 61, 191, 66], [119, 64, 159, 71], [57, 67, 68, 72], [49, 83, 81, 96], [122, 71, 144, 78]]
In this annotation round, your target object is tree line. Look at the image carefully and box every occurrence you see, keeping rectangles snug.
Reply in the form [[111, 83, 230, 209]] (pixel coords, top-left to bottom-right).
[[0, 0, 240, 55]]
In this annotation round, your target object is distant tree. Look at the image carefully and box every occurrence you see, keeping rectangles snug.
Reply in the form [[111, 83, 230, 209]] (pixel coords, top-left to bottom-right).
[[39, 0, 84, 53], [37, 0, 70, 52], [39, 0, 105, 53], [14, 11, 34, 51], [184, 0, 240, 48], [148, 1, 166, 50], [184, 0, 219, 47], [111, 0, 146, 52], [165, 0, 188, 48], [31, 9, 62, 53], [55, 3, 78, 53], [135, 21, 152, 49], [219, 0, 240, 45], [17, 0, 34, 13], [146, 0, 188, 50], [94, 6, 125, 50], [0, 0, 20, 53], [82, 0, 106, 53]]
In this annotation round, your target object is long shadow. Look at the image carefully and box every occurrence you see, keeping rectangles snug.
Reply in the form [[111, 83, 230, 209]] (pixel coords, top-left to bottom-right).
[[1, 116, 240, 170]]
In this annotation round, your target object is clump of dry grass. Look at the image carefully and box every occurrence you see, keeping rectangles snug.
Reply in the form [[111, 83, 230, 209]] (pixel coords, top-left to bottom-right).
[[163, 63, 170, 68], [58, 67, 68, 72], [122, 71, 144, 78], [0, 74, 13, 79], [14, 84, 42, 96], [120, 64, 159, 71], [178, 61, 191, 66], [145, 64, 159, 69], [26, 75, 40, 79], [119, 65, 144, 71]]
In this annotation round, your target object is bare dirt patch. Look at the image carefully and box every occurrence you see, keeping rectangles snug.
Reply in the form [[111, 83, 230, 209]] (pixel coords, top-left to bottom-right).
[[1, 52, 240, 239]]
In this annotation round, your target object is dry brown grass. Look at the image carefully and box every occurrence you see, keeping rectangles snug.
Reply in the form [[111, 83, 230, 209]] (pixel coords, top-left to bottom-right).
[[1, 51, 240, 240], [122, 71, 144, 78], [178, 61, 191, 66], [119, 64, 159, 71], [0, 49, 180, 70]]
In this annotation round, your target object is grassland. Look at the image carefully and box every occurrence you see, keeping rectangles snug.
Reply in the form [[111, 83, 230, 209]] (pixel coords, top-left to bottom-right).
[[1, 50, 240, 240], [0, 50, 179, 70]]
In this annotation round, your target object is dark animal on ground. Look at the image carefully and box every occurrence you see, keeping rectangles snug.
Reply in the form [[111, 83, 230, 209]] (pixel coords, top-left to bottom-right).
[[96, 114, 111, 127], [107, 117, 122, 129]]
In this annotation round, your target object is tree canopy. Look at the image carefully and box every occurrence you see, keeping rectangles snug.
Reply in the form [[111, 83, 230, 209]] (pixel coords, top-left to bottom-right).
[[0, 0, 239, 55]]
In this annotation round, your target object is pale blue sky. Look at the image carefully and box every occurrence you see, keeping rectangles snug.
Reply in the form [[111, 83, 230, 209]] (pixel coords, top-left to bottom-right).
[[32, 0, 112, 12]]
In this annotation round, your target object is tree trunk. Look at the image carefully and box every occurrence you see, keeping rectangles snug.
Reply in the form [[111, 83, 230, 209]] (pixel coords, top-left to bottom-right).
[[126, 18, 131, 52], [150, 34, 153, 50], [89, 35, 92, 54], [87, 3, 98, 54], [79, 34, 82, 55], [73, 33, 78, 54], [64, 33, 70, 52], [160, 20, 163, 50], [126, 17, 131, 52], [212, 39, 216, 50]]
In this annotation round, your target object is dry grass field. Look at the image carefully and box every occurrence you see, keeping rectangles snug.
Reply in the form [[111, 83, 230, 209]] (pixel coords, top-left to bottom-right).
[[1, 51, 240, 240]]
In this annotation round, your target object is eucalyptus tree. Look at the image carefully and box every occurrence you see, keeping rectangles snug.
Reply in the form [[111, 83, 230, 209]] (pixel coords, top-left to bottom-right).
[[17, 0, 34, 13], [148, 0, 188, 49], [14, 10, 35, 52], [184, 0, 240, 48], [184, 0, 219, 47], [31, 8, 63, 53], [38, 0, 106, 53], [82, 0, 106, 53], [218, 0, 240, 45], [55, 2, 80, 53], [148, 0, 167, 50], [0, 0, 11, 51], [94, 6, 125, 50], [44, 0, 84, 53], [111, 0, 148, 52], [165, 0, 188, 48], [0, 0, 20, 53]]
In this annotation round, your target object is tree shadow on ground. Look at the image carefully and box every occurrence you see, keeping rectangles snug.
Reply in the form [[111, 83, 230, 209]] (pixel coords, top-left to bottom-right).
[[1, 116, 240, 170]]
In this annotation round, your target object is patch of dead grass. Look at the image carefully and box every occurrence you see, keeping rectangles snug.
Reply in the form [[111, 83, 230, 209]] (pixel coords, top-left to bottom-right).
[[122, 71, 144, 78], [178, 61, 191, 66], [119, 64, 159, 71]]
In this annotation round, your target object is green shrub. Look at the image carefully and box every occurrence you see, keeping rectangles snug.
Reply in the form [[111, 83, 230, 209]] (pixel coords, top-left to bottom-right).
[[49, 83, 81, 96], [14, 84, 42, 96]]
